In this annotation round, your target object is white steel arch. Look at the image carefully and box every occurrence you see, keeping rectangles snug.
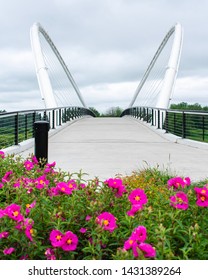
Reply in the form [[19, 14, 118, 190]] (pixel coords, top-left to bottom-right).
[[129, 23, 183, 109], [30, 22, 86, 109]]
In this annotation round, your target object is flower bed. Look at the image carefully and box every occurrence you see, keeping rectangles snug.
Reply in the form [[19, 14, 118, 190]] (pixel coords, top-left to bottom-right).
[[0, 151, 208, 260]]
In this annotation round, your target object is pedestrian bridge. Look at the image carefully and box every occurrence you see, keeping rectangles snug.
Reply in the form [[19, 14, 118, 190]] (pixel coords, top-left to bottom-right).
[[1, 22, 208, 181], [16, 116, 208, 182]]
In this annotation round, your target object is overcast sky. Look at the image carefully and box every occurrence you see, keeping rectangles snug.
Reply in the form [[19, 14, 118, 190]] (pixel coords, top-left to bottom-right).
[[0, 0, 208, 113]]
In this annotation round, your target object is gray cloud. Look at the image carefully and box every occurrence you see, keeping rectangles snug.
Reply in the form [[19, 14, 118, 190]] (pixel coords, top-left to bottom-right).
[[0, 0, 208, 112]]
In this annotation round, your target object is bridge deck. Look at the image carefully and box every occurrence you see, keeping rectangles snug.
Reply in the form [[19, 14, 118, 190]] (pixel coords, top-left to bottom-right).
[[20, 117, 208, 182]]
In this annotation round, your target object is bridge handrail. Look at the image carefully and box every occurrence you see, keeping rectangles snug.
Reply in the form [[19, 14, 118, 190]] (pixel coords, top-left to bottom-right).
[[121, 106, 208, 143], [0, 106, 95, 149]]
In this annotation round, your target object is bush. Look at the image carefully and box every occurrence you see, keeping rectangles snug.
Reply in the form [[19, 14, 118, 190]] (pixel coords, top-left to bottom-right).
[[0, 151, 208, 260]]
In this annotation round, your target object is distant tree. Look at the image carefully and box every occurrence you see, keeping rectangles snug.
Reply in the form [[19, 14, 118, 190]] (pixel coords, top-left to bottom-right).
[[170, 102, 207, 111], [88, 107, 100, 117], [102, 106, 123, 117], [0, 110, 6, 113]]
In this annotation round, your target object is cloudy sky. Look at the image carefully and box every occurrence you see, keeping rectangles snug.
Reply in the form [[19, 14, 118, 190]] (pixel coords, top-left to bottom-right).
[[0, 0, 208, 113]]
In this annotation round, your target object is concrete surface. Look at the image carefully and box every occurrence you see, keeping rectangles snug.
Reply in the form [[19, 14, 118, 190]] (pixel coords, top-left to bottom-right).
[[16, 116, 208, 182]]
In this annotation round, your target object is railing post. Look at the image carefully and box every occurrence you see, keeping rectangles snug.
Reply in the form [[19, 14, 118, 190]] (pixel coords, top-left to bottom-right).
[[59, 109, 62, 126], [32, 112, 36, 137], [14, 113, 19, 145], [157, 109, 160, 129], [173, 113, 176, 135], [44, 111, 47, 121], [34, 121, 50, 165], [182, 111, 186, 138], [25, 114, 28, 140], [52, 110, 55, 129], [154, 110, 156, 126], [151, 109, 154, 126], [202, 115, 205, 141], [165, 111, 169, 133]]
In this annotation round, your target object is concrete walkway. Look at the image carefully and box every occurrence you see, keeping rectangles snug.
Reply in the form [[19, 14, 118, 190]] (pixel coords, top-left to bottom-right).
[[19, 117, 208, 182]]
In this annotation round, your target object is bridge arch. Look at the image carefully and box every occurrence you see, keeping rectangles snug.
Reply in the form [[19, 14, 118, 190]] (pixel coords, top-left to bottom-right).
[[30, 22, 86, 109], [129, 23, 183, 109]]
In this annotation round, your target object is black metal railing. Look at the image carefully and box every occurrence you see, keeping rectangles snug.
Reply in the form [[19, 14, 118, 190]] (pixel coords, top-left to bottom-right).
[[0, 106, 95, 149], [121, 106, 208, 143]]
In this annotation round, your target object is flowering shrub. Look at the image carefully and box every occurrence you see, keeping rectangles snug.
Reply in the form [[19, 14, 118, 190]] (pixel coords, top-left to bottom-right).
[[1, 151, 208, 260]]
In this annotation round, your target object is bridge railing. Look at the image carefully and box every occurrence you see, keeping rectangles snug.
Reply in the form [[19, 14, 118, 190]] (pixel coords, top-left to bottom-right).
[[0, 106, 95, 149], [121, 106, 208, 143]]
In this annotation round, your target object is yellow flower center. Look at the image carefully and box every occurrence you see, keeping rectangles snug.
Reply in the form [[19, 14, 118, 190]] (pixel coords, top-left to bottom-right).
[[61, 187, 65, 191], [103, 220, 109, 226], [67, 239, 72, 245], [56, 235, 62, 241], [135, 195, 140, 201], [26, 204, 31, 208], [201, 196, 206, 202], [177, 198, 183, 204], [39, 180, 44, 184], [129, 239, 134, 245], [201, 190, 206, 194], [13, 211, 19, 217], [68, 183, 73, 188], [30, 229, 34, 235]]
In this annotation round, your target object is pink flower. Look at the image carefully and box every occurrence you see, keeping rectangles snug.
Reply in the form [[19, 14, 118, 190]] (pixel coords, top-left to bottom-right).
[[21, 177, 34, 190], [116, 184, 127, 197], [2, 170, 13, 183], [170, 191, 189, 210], [80, 183, 86, 189], [20, 255, 29, 260], [49, 229, 65, 247], [124, 237, 136, 250], [105, 178, 123, 188], [24, 218, 34, 227], [45, 248, 56, 260], [44, 161, 56, 173], [128, 189, 148, 206], [183, 177, 191, 186], [0, 231, 9, 238], [67, 180, 77, 191], [138, 243, 156, 258], [46, 161, 56, 168], [127, 204, 143, 216], [25, 225, 34, 241], [0, 150, 5, 159], [194, 187, 208, 207], [15, 218, 34, 232], [5, 204, 24, 222], [86, 215, 92, 221], [24, 160, 34, 171], [0, 183, 3, 189], [123, 226, 147, 251], [32, 156, 39, 165], [96, 212, 117, 232], [79, 228, 87, 234], [13, 178, 21, 188], [56, 182, 73, 195], [61, 231, 78, 251], [3, 247, 15, 255], [35, 175, 49, 189], [26, 200, 36, 215], [131, 226, 147, 243], [0, 209, 6, 218], [48, 187, 60, 197], [104, 178, 126, 197], [167, 176, 191, 190]]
